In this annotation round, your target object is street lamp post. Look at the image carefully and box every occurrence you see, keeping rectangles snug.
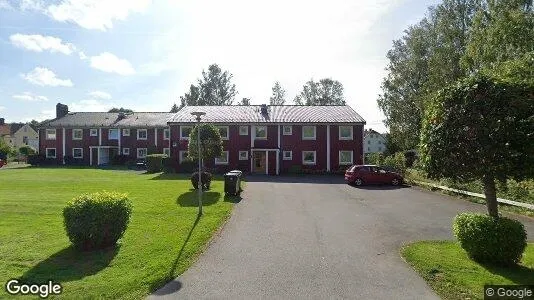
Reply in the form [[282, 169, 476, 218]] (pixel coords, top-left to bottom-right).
[[191, 111, 206, 216]]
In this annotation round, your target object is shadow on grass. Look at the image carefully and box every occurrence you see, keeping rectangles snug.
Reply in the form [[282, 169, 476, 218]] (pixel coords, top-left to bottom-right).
[[150, 173, 191, 180], [224, 194, 242, 203], [481, 262, 534, 285], [177, 190, 221, 207], [20, 245, 120, 283], [149, 214, 201, 295]]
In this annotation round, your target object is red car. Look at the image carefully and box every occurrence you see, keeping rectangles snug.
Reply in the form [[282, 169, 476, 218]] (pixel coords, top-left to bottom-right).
[[0, 159, 6, 168], [344, 165, 403, 186]]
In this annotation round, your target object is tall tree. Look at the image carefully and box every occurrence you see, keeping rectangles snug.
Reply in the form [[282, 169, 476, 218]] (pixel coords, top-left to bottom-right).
[[179, 84, 201, 107], [238, 98, 251, 105], [170, 103, 180, 113], [294, 78, 345, 105], [269, 81, 286, 105], [198, 64, 237, 105], [108, 108, 133, 113]]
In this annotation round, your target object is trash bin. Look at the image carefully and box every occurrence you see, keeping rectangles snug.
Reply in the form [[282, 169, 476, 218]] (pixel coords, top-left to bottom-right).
[[224, 170, 242, 195]]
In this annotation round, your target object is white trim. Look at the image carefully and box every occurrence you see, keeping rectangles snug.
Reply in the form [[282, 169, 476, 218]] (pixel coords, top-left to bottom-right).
[[339, 150, 353, 165], [283, 150, 292, 160], [45, 129, 56, 140], [215, 151, 229, 165], [254, 125, 267, 140], [99, 128, 102, 145], [45, 148, 56, 158], [72, 129, 83, 140], [239, 150, 248, 160], [97, 148, 101, 165], [250, 127, 254, 171], [362, 126, 365, 164], [137, 129, 148, 140], [122, 128, 130, 136], [180, 126, 192, 140], [137, 148, 148, 158], [302, 125, 316, 140], [179, 151, 189, 163], [163, 148, 170, 156], [339, 125, 353, 140], [90, 128, 98, 137], [276, 149, 279, 175], [108, 128, 119, 140], [118, 127, 121, 153], [277, 125, 281, 148], [123, 148, 130, 155], [302, 150, 316, 165], [163, 128, 170, 140], [62, 128, 66, 164], [155, 128, 158, 146], [239, 126, 248, 135], [282, 125, 292, 135], [72, 148, 83, 159], [266, 150, 269, 175], [327, 125, 331, 171], [218, 126, 230, 140]]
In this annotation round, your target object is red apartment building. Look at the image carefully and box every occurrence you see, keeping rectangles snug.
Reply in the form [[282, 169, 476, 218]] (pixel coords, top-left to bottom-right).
[[40, 103, 366, 174]]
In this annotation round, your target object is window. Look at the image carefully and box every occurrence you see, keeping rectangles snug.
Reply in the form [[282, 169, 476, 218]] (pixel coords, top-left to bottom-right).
[[367, 147, 370, 151], [123, 148, 130, 155], [46, 129, 56, 140], [109, 129, 119, 140], [378, 140, 382, 144], [45, 148, 56, 158], [23, 136, 28, 144], [254, 126, 267, 139], [283, 125, 292, 135], [163, 148, 170, 156], [339, 151, 353, 165], [239, 126, 248, 135], [90, 129, 98, 136], [179, 151, 189, 163], [283, 151, 292, 160], [367, 140, 371, 144], [137, 129, 148, 140], [339, 126, 353, 140], [72, 148, 83, 159], [215, 151, 229, 165], [302, 151, 316, 165], [164, 129, 170, 140], [180, 126, 192, 139], [72, 129, 83, 140], [137, 148, 147, 158], [123, 129, 130, 136], [302, 126, 316, 140], [239, 151, 248, 160], [378, 147, 382, 151], [218, 126, 229, 140]]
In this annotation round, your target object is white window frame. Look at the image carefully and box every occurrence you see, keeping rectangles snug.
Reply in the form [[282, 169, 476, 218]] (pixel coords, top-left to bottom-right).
[[108, 129, 119, 140], [163, 148, 170, 156], [215, 151, 229, 165], [180, 126, 192, 140], [123, 148, 130, 155], [239, 151, 248, 160], [137, 148, 147, 158], [218, 126, 229, 140], [302, 151, 316, 165], [72, 129, 83, 140], [72, 148, 83, 159], [283, 125, 293, 135], [283, 150, 292, 160], [137, 129, 148, 140], [45, 148, 56, 158], [239, 126, 248, 135], [163, 128, 170, 140], [122, 129, 130, 136], [179, 151, 189, 163], [45, 129, 56, 140], [339, 150, 353, 165], [254, 126, 267, 140], [339, 126, 353, 140], [302, 126, 316, 140], [90, 129, 98, 137]]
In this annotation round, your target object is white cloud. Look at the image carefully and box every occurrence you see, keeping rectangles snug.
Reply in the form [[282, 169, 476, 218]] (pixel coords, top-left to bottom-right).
[[31, 109, 55, 122], [88, 91, 112, 99], [0, 106, 5, 112], [20, 0, 44, 11], [12, 92, 49, 102], [90, 52, 135, 75], [9, 33, 76, 55], [47, 0, 151, 30], [21, 67, 73, 87], [78, 51, 88, 60], [69, 99, 114, 112], [0, 0, 13, 10]]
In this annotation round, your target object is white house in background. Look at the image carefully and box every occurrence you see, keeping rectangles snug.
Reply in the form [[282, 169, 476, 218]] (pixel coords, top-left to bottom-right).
[[363, 129, 386, 154]]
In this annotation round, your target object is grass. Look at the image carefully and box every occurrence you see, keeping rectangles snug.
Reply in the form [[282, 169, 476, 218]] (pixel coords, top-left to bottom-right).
[[402, 241, 534, 300], [0, 167, 237, 299]]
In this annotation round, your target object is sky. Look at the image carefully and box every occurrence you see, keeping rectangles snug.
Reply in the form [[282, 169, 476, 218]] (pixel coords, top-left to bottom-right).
[[0, 0, 439, 132]]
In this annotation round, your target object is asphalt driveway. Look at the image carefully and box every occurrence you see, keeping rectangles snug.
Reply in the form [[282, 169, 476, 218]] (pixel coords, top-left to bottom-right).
[[151, 176, 534, 299]]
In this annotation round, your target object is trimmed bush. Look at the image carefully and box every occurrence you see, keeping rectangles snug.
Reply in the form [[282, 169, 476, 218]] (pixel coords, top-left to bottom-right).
[[178, 159, 197, 173], [63, 191, 132, 251], [191, 171, 212, 190], [64, 155, 84, 166], [162, 157, 177, 173], [146, 154, 167, 173], [453, 213, 527, 265], [28, 154, 45, 165], [111, 155, 130, 166]]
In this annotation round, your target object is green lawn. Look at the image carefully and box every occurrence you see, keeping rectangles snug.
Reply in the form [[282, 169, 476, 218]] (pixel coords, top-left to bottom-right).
[[402, 241, 534, 300], [0, 167, 236, 299]]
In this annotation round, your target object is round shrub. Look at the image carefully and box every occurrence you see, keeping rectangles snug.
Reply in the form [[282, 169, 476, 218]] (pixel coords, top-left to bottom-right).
[[146, 154, 167, 173], [191, 171, 212, 190], [453, 213, 527, 265], [63, 191, 133, 251]]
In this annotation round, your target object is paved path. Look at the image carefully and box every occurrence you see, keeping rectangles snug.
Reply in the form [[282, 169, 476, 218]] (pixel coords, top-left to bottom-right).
[[151, 176, 534, 299]]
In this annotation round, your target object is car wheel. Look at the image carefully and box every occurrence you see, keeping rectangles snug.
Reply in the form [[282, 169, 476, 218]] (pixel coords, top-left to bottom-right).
[[354, 178, 363, 186], [391, 178, 400, 186]]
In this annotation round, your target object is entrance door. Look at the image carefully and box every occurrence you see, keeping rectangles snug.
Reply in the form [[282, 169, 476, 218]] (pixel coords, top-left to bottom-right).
[[253, 151, 266, 174], [91, 148, 98, 166]]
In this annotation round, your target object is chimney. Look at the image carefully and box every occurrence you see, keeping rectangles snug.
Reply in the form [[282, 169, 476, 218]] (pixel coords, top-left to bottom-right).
[[260, 104, 268, 115], [0, 118, 4, 125], [56, 103, 69, 119]]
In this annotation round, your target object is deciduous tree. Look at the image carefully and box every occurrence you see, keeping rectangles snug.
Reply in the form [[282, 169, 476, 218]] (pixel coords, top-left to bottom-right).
[[294, 78, 345, 105], [269, 81, 286, 105]]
